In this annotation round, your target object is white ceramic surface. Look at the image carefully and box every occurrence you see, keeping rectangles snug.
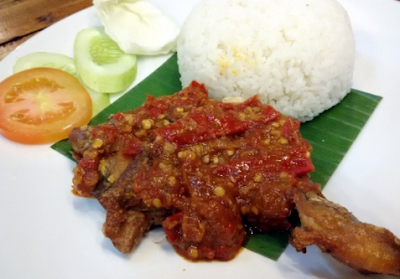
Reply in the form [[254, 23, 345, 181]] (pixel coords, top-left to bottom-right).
[[1, 0, 399, 278]]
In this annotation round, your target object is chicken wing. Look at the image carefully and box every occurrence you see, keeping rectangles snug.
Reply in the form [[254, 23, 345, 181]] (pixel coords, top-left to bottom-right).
[[291, 191, 400, 276]]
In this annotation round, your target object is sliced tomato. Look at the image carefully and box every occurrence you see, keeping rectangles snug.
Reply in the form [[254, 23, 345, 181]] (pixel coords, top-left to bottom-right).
[[0, 67, 92, 144]]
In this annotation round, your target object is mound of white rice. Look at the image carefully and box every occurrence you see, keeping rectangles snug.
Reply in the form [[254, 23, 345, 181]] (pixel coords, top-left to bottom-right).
[[177, 0, 355, 121]]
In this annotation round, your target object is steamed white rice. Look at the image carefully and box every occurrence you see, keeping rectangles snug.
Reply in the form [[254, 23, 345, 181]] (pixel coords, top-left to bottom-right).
[[177, 0, 355, 121]]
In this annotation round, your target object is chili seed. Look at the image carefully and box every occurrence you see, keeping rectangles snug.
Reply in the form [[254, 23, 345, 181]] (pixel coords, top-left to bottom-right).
[[99, 159, 107, 175], [107, 174, 117, 183], [163, 142, 176, 154], [213, 186, 225, 197], [125, 114, 134, 125], [152, 198, 162, 208], [202, 155, 210, 164], [271, 129, 280, 136], [253, 173, 263, 182], [141, 119, 154, 130], [279, 137, 288, 144], [162, 119, 170, 126], [188, 247, 199, 259], [168, 176, 177, 186], [212, 156, 219, 164], [238, 112, 246, 121], [176, 107, 184, 113], [194, 144, 203, 154], [272, 122, 280, 128], [84, 149, 98, 160], [92, 138, 103, 148], [280, 172, 288, 178], [244, 106, 253, 114], [135, 129, 147, 137], [178, 150, 196, 160], [158, 162, 167, 171]]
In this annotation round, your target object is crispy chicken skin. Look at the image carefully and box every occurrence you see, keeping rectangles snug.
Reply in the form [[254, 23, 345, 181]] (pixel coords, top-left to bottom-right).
[[291, 191, 400, 277]]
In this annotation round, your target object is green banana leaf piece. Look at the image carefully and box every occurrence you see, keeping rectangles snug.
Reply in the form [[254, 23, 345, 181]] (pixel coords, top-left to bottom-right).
[[51, 53, 382, 260]]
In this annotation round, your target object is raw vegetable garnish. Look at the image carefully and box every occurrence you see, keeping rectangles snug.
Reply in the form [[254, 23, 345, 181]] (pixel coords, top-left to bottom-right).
[[93, 0, 180, 55], [0, 68, 92, 144], [51, 53, 382, 260], [13, 52, 110, 117], [74, 27, 138, 93]]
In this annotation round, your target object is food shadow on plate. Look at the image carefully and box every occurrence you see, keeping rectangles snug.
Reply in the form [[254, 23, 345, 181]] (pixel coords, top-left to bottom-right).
[[280, 244, 394, 279], [101, 226, 177, 261]]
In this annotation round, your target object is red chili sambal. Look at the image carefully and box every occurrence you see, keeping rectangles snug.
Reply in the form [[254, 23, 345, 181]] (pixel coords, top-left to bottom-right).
[[69, 81, 319, 261]]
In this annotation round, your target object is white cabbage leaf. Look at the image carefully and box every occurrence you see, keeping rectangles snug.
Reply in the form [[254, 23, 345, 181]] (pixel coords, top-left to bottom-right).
[[93, 0, 180, 55]]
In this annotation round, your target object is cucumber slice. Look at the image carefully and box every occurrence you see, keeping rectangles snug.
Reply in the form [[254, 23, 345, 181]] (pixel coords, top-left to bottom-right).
[[13, 52, 110, 116], [90, 89, 110, 117], [74, 27, 137, 93], [13, 52, 78, 77]]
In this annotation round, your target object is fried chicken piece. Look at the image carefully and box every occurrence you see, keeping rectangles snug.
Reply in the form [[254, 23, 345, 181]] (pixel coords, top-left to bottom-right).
[[103, 210, 150, 253], [69, 81, 400, 275], [68, 81, 317, 259], [94, 153, 172, 253], [94, 155, 148, 253], [290, 191, 400, 276], [69, 82, 212, 253]]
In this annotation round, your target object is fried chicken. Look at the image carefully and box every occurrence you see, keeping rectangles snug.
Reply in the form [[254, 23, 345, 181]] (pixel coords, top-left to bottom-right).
[[291, 191, 400, 276], [69, 81, 400, 276]]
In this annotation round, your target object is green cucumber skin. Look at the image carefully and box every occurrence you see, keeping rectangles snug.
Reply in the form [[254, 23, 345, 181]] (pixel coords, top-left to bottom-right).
[[13, 52, 79, 77]]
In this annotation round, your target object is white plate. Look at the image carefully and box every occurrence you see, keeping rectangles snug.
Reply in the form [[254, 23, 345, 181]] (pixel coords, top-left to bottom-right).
[[1, 0, 400, 278]]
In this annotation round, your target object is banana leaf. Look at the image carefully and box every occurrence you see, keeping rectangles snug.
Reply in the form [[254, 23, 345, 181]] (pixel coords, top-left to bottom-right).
[[51, 53, 382, 260]]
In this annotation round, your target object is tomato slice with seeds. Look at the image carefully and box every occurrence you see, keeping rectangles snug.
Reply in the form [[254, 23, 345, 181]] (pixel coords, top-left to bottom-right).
[[0, 67, 92, 144]]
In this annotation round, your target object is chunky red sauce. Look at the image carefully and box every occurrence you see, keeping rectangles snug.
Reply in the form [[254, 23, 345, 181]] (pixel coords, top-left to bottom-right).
[[70, 81, 319, 261]]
